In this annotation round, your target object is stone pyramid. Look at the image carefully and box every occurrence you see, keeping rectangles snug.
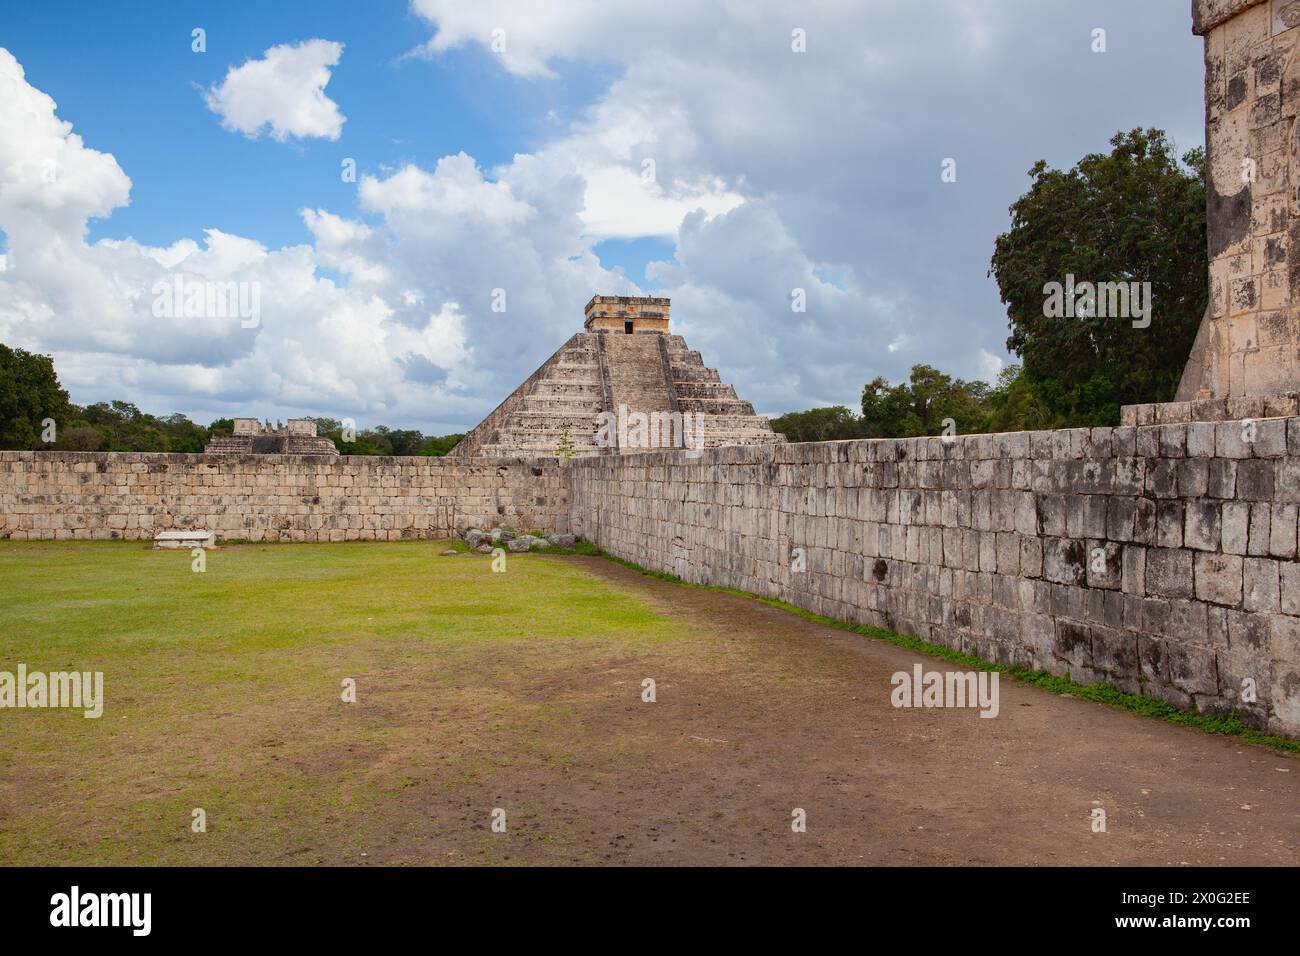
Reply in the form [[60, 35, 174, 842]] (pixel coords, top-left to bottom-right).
[[449, 295, 785, 457]]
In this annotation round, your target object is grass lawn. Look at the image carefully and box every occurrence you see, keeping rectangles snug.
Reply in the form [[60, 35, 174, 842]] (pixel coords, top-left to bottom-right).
[[0, 539, 694, 865]]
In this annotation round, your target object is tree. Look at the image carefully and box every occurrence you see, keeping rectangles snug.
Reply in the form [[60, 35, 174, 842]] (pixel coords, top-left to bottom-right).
[[861, 364, 992, 438], [0, 343, 72, 449], [310, 417, 463, 456], [53, 426, 105, 451], [984, 364, 1055, 433], [989, 128, 1207, 427], [417, 433, 464, 456], [1, 345, 466, 455], [770, 406, 868, 443]]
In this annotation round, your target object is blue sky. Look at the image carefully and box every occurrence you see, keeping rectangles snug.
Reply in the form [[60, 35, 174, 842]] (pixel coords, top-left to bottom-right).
[[3, 1, 617, 256], [0, 1, 1205, 432]]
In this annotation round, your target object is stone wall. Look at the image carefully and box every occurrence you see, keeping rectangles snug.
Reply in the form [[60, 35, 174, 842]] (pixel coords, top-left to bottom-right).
[[0, 451, 569, 542], [567, 423, 1300, 737]]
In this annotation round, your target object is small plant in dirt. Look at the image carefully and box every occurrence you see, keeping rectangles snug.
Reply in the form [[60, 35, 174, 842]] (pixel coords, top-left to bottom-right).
[[555, 424, 577, 458]]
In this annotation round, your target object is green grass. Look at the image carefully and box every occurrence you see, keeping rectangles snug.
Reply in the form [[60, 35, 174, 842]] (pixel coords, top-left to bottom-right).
[[0, 539, 687, 864], [595, 551, 1300, 755]]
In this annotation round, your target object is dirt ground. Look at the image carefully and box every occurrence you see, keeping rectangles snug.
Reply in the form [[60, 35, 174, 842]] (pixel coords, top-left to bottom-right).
[[3, 542, 1296, 866], [367, 557, 1299, 866]]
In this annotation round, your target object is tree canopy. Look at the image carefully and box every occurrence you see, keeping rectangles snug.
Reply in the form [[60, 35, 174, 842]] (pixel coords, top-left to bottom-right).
[[988, 127, 1207, 426], [0, 344, 72, 448], [861, 364, 993, 439], [769, 405, 870, 443]]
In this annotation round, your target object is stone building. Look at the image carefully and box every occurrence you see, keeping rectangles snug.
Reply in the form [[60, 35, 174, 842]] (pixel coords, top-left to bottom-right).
[[1174, 0, 1300, 416], [448, 295, 784, 457], [203, 418, 339, 456]]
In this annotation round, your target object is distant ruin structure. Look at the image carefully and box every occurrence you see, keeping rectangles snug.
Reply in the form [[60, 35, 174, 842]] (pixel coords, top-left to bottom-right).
[[203, 418, 339, 456]]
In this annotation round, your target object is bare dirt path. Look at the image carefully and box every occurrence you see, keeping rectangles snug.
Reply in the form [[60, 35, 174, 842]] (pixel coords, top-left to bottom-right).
[[430, 555, 1298, 866]]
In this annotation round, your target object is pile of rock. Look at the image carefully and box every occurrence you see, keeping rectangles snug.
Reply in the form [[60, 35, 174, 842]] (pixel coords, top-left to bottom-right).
[[462, 526, 576, 553]]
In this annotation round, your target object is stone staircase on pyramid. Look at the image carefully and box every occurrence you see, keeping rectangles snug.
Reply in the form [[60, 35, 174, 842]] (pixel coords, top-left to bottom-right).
[[448, 296, 785, 458]]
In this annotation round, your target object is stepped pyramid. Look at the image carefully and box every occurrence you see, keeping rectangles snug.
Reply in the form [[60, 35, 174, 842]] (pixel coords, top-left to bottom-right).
[[449, 295, 785, 457]]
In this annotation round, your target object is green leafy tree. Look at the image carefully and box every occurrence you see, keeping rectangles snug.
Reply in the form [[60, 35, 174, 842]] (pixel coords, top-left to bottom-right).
[[0, 343, 72, 449], [984, 365, 1056, 433], [1, 347, 467, 455], [769, 405, 868, 443], [310, 417, 463, 456], [417, 433, 464, 456], [81, 401, 170, 451], [989, 128, 1207, 426], [861, 364, 992, 438], [53, 426, 105, 451]]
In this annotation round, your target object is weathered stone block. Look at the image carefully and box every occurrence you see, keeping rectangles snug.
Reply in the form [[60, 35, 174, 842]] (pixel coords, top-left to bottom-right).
[[1187, 421, 1218, 457], [1053, 620, 1092, 670], [1147, 548, 1195, 599], [1281, 560, 1300, 615], [1270, 503, 1298, 557], [1216, 420, 1252, 458], [1243, 556, 1281, 611], [1085, 540, 1123, 590], [1166, 642, 1219, 696], [1121, 545, 1146, 595], [1221, 500, 1251, 554], [1184, 499, 1223, 550], [1236, 458, 1276, 499], [1043, 537, 1087, 585], [1195, 552, 1244, 606]]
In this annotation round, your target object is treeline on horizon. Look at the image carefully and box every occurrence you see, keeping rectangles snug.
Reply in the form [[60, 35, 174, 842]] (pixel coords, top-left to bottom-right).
[[2, 129, 1206, 454], [774, 128, 1207, 444], [0, 345, 463, 456]]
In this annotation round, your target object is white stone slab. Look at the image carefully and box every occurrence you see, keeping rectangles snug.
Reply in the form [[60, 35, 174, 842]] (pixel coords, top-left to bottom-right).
[[153, 531, 216, 549]]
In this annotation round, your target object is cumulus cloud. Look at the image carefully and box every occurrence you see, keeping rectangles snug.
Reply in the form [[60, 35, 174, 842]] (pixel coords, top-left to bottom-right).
[[204, 39, 346, 142], [0, 45, 630, 430], [408, 0, 1204, 408]]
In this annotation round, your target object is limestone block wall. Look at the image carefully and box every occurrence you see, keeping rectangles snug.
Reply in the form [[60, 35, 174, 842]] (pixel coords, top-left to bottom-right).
[[0, 452, 569, 542], [567, 423, 1300, 736]]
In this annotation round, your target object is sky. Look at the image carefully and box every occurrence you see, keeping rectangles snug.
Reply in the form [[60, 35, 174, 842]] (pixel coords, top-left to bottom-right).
[[0, 0, 1206, 433]]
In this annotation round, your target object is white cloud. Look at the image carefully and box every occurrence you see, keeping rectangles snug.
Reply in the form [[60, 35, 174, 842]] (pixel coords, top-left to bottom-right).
[[0, 45, 631, 430], [405, 0, 1202, 410], [204, 39, 346, 142], [0, 49, 130, 235], [404, 0, 1028, 409]]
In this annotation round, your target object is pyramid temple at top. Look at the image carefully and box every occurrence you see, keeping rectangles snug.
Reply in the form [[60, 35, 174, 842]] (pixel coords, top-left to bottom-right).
[[449, 295, 785, 457]]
